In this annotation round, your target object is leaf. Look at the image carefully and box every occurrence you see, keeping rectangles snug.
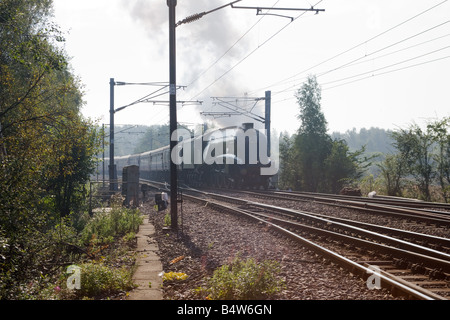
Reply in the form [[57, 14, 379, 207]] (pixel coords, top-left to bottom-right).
[[169, 255, 185, 265]]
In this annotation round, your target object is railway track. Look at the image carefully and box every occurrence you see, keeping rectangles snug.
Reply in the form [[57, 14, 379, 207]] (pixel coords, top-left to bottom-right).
[[239, 190, 450, 227], [180, 187, 450, 300], [287, 190, 450, 211], [139, 180, 450, 299]]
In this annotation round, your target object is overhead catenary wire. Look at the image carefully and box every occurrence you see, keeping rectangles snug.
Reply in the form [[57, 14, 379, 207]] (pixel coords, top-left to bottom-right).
[[321, 45, 450, 87], [155, 1, 449, 127], [269, 53, 450, 105], [324, 33, 450, 73], [323, 54, 450, 91], [176, 0, 243, 27], [270, 19, 450, 97], [268, 33, 450, 99], [250, 0, 449, 96], [188, 0, 324, 103], [316, 20, 450, 80], [185, 0, 281, 89]]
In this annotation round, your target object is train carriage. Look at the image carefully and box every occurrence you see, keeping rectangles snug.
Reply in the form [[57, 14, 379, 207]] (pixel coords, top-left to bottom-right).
[[98, 123, 274, 190]]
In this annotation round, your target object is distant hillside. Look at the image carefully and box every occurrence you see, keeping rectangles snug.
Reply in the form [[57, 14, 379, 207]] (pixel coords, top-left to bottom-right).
[[331, 127, 395, 177], [331, 127, 395, 155], [100, 125, 149, 157]]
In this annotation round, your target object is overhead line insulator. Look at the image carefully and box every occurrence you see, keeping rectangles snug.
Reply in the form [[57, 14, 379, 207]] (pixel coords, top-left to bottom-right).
[[176, 12, 206, 27]]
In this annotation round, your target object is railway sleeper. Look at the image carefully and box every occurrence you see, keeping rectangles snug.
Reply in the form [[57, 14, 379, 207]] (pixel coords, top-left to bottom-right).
[[429, 268, 447, 280]]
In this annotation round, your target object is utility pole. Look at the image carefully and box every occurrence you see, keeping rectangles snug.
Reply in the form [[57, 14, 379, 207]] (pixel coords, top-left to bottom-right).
[[168, 0, 178, 231], [108, 73, 200, 224], [109, 78, 116, 192], [265, 90, 271, 157], [102, 123, 105, 187]]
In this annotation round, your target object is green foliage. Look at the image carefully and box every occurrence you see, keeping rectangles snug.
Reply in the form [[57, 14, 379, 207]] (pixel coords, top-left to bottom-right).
[[67, 262, 135, 298], [163, 212, 171, 227], [296, 75, 327, 137], [391, 124, 435, 201], [122, 232, 136, 244], [377, 154, 405, 196], [133, 124, 170, 154], [428, 117, 450, 202], [279, 75, 368, 193], [80, 196, 143, 245], [200, 256, 285, 300], [0, 0, 103, 298], [324, 139, 359, 193], [386, 118, 450, 202]]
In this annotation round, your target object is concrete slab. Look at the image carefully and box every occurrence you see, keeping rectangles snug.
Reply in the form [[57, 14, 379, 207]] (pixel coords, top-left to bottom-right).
[[127, 216, 164, 300]]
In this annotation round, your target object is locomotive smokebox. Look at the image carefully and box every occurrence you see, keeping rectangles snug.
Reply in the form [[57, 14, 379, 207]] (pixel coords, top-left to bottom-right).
[[242, 123, 254, 130]]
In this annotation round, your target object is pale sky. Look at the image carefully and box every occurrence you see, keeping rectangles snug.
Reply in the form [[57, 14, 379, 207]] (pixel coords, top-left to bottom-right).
[[52, 0, 450, 135]]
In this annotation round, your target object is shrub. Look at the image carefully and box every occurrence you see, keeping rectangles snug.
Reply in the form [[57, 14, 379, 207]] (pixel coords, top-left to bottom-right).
[[68, 262, 135, 298], [201, 255, 285, 300], [79, 199, 142, 245]]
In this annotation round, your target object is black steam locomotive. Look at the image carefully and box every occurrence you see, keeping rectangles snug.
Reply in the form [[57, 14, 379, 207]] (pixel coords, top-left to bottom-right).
[[102, 123, 274, 190]]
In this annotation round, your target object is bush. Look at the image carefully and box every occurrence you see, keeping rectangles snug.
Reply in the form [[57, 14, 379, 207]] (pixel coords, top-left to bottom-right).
[[201, 256, 285, 300], [65, 262, 136, 298], [79, 196, 142, 245]]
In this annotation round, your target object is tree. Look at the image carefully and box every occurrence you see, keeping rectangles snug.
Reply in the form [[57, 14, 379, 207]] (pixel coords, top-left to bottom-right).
[[379, 118, 449, 202], [377, 154, 405, 196], [278, 75, 367, 193], [428, 117, 450, 202], [324, 140, 366, 193], [391, 124, 436, 201], [278, 132, 296, 189], [134, 124, 170, 154], [0, 0, 102, 298], [294, 75, 331, 192]]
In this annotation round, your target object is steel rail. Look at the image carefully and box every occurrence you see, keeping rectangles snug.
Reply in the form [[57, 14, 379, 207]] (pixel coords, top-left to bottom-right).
[[184, 193, 444, 300], [275, 190, 450, 212], [202, 191, 450, 265], [137, 182, 449, 299], [140, 183, 450, 251], [241, 190, 450, 226]]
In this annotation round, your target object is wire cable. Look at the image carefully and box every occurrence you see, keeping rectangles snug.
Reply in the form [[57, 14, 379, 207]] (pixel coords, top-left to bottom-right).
[[321, 45, 450, 86], [253, 0, 449, 95], [271, 20, 450, 97], [187, 0, 324, 102], [323, 54, 450, 90], [185, 1, 280, 89]]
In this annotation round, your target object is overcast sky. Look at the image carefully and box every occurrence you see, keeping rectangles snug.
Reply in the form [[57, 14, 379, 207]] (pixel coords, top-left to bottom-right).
[[52, 0, 450, 135]]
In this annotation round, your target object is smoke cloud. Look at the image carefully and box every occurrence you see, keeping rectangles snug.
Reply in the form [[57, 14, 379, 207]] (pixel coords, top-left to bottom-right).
[[120, 0, 265, 129]]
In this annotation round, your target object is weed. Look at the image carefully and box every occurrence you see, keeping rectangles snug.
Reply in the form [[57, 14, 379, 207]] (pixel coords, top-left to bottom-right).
[[198, 255, 285, 300], [163, 212, 171, 227], [79, 198, 142, 246], [61, 261, 136, 299]]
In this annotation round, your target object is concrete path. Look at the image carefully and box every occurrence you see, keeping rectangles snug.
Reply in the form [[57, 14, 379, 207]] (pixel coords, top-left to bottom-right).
[[127, 216, 164, 300]]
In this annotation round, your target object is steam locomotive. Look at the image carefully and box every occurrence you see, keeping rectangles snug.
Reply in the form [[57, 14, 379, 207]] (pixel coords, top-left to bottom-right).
[[102, 123, 274, 190]]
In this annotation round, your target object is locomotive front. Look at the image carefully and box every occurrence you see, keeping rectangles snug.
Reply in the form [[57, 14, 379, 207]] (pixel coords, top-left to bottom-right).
[[200, 123, 273, 189]]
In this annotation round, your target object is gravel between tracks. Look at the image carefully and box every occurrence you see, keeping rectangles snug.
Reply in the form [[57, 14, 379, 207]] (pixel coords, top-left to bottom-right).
[[142, 198, 399, 300], [237, 192, 450, 239]]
